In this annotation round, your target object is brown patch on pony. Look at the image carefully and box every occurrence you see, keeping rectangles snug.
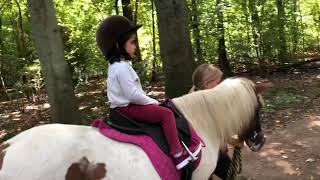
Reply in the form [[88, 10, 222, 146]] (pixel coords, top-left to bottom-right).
[[0, 143, 10, 171], [65, 157, 107, 180]]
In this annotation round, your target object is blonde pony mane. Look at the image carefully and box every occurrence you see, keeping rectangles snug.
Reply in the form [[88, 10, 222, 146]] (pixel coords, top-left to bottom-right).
[[172, 77, 258, 142]]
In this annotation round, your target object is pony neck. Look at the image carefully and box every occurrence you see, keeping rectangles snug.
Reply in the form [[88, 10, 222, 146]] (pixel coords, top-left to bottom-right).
[[172, 90, 223, 146], [172, 78, 258, 146]]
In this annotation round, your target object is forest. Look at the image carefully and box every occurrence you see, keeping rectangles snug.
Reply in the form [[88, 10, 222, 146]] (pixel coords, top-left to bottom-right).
[[0, 0, 319, 179]]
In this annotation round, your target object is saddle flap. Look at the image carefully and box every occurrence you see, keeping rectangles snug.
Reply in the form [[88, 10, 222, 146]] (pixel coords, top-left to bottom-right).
[[106, 108, 169, 153]]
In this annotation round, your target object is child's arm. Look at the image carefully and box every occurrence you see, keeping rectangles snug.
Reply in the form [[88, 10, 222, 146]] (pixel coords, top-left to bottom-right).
[[117, 68, 159, 105]]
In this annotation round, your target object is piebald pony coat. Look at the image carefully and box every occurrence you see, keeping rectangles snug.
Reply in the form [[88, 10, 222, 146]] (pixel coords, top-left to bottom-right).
[[0, 77, 264, 180]]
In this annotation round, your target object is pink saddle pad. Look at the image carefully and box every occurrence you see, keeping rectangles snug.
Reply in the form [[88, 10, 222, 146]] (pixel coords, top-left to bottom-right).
[[91, 119, 204, 180]]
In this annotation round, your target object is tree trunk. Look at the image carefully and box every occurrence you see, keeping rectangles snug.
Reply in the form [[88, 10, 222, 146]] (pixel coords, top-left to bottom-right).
[[27, 0, 80, 124], [216, 0, 232, 76], [121, 0, 134, 20], [276, 0, 287, 62], [240, 0, 251, 49], [121, 0, 142, 62], [191, 0, 204, 65], [154, 0, 196, 98], [248, 0, 262, 61]]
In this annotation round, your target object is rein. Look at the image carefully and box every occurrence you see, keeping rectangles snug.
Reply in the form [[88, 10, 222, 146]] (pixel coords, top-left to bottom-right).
[[227, 147, 242, 180]]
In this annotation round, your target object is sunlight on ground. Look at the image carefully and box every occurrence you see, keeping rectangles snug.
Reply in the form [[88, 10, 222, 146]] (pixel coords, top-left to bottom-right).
[[43, 103, 50, 109], [309, 121, 320, 128], [274, 160, 299, 175], [0, 130, 7, 139], [25, 105, 39, 110], [0, 101, 9, 105], [10, 111, 22, 121], [86, 90, 102, 95], [308, 116, 320, 129], [256, 143, 301, 176], [1, 114, 10, 118], [294, 140, 311, 148], [25, 103, 50, 111], [79, 105, 88, 110], [147, 91, 164, 96], [76, 90, 102, 97], [259, 147, 281, 157], [76, 92, 85, 97]]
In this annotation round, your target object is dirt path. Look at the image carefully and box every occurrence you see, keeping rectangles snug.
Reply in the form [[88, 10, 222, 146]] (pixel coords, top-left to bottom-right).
[[241, 70, 320, 180], [242, 112, 320, 180]]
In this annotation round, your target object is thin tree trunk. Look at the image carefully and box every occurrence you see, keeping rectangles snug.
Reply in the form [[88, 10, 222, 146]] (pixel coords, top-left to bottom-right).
[[151, 0, 157, 82], [276, 0, 287, 61], [14, 0, 26, 58], [318, 31, 320, 51], [27, 0, 80, 124], [291, 0, 298, 53], [154, 0, 196, 98], [134, 0, 139, 23], [115, 0, 119, 15], [0, 17, 4, 54], [248, 0, 261, 60], [241, 0, 251, 49], [216, 0, 232, 76], [191, 0, 204, 65], [0, 76, 10, 100], [298, 2, 305, 56], [0, 18, 6, 100], [0, 33, 17, 105], [9, 14, 22, 59]]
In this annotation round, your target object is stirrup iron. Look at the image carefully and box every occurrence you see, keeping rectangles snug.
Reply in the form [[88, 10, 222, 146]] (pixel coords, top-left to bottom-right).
[[181, 141, 202, 161]]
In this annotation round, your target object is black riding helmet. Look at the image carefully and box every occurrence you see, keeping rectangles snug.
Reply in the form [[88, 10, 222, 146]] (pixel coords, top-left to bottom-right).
[[96, 15, 142, 61]]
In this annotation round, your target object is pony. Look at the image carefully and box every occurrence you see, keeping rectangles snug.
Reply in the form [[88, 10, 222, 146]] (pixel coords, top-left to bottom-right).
[[0, 77, 268, 180]]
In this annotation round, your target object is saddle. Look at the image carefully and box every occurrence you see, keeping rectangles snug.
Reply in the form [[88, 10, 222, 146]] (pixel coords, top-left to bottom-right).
[[105, 99, 191, 154], [104, 99, 193, 180]]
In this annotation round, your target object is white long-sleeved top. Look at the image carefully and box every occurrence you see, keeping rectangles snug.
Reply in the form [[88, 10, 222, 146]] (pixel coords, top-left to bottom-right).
[[107, 61, 159, 108]]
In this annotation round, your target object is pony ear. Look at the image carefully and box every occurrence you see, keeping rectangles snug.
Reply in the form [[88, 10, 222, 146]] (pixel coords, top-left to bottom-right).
[[255, 82, 273, 94]]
